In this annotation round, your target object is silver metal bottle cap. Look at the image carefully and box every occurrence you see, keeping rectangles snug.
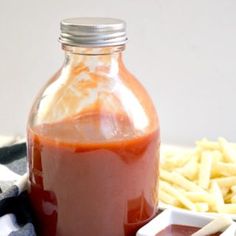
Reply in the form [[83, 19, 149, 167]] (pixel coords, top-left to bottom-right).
[[59, 17, 127, 47]]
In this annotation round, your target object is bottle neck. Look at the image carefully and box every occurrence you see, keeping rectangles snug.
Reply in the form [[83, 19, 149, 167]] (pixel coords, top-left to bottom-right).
[[62, 44, 125, 71]]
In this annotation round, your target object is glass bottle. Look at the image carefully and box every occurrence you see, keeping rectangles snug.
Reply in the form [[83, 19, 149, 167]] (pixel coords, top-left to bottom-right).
[[27, 17, 160, 236]]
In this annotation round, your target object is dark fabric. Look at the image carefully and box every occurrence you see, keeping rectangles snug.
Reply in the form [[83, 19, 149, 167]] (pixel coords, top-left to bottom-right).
[[0, 143, 26, 165], [0, 191, 34, 226], [0, 188, 37, 236], [0, 143, 37, 236]]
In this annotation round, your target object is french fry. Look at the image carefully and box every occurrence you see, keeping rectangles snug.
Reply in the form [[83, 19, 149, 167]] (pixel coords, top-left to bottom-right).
[[220, 203, 236, 214], [159, 189, 180, 206], [195, 202, 209, 212], [160, 180, 196, 211], [210, 151, 224, 178], [196, 138, 220, 150], [160, 169, 204, 192], [231, 194, 236, 204], [176, 157, 199, 180], [219, 137, 236, 163], [214, 176, 236, 189], [184, 192, 213, 203], [198, 151, 213, 189], [160, 154, 191, 170], [231, 185, 236, 193], [223, 192, 233, 204], [192, 216, 232, 236], [159, 138, 236, 214], [215, 162, 236, 176], [210, 181, 224, 212]]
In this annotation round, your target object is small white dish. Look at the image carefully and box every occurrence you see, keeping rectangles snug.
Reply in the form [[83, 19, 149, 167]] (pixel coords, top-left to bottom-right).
[[136, 208, 236, 236]]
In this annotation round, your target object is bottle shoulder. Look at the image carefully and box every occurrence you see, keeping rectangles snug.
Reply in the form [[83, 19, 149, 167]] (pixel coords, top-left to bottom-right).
[[28, 62, 159, 136]]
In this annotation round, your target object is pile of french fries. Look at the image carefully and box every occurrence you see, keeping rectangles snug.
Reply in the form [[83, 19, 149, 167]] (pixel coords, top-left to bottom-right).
[[159, 138, 236, 214]]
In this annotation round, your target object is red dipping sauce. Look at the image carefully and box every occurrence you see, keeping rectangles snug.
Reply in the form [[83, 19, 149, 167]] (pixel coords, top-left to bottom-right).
[[155, 224, 221, 236], [28, 113, 160, 236]]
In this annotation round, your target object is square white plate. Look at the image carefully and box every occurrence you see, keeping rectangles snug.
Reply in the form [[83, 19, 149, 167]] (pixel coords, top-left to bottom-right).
[[136, 208, 236, 236]]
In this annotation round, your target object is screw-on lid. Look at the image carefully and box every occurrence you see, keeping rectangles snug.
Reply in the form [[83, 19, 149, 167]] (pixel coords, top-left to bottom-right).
[[59, 17, 127, 47]]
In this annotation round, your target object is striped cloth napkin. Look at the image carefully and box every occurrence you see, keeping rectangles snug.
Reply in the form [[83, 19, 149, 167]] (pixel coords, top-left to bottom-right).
[[0, 136, 36, 236]]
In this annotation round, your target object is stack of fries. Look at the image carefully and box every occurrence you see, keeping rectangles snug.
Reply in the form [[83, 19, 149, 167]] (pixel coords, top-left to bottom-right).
[[159, 138, 236, 214]]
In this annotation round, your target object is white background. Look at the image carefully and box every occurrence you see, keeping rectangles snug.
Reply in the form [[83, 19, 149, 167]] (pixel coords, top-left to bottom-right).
[[0, 0, 236, 145]]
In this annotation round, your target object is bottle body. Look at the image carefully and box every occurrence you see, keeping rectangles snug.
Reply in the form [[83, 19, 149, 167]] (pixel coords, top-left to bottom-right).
[[27, 46, 160, 236]]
